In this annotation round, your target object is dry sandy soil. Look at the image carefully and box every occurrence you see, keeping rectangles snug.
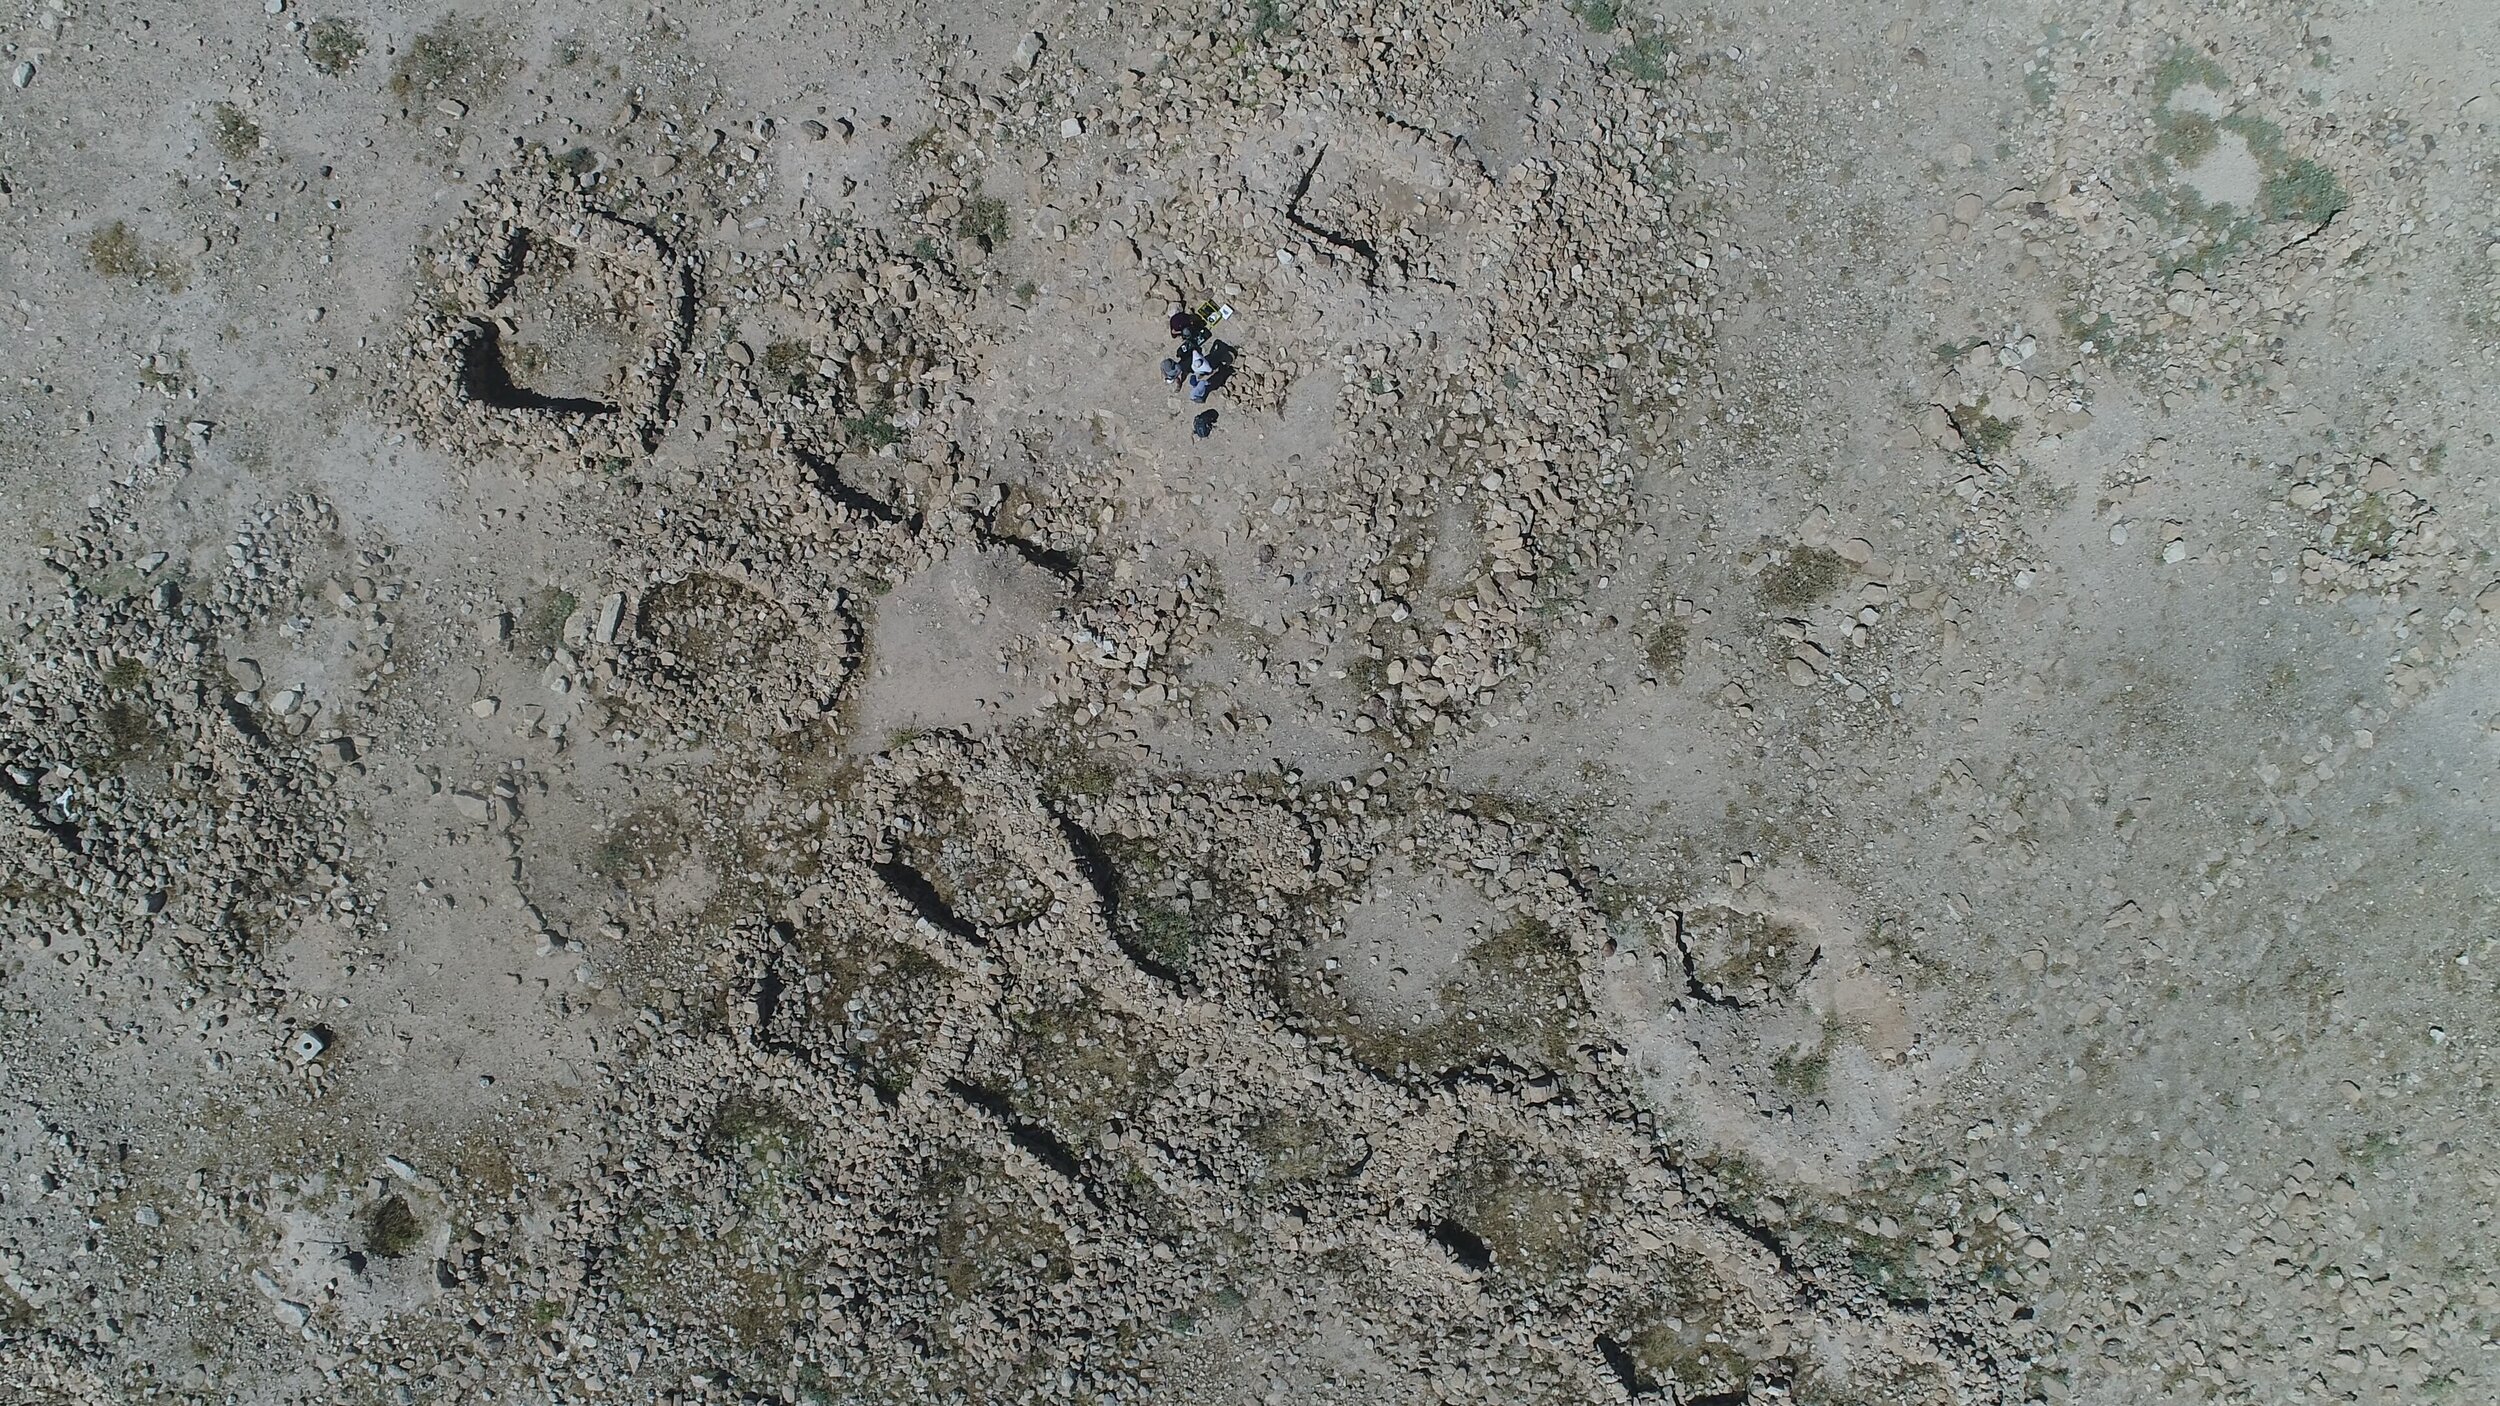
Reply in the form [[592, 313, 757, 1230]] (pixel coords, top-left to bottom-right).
[[2, 2, 2496, 1403]]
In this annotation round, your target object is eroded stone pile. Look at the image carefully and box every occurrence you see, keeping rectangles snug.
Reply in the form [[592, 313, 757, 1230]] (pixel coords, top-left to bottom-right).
[[398, 172, 696, 472], [1, 471, 354, 992], [520, 735, 2036, 1404]]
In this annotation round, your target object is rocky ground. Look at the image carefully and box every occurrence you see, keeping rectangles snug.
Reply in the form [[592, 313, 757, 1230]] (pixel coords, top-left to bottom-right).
[[2, 2, 2495, 1404]]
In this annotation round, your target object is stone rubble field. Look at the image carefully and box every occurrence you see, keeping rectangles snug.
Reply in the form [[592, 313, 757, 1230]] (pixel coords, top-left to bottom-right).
[[0, 2, 2495, 1404]]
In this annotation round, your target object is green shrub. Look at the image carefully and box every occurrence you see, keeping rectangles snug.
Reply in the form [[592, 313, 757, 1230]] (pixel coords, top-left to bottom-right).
[[1572, 0, 1622, 32], [955, 190, 1009, 252], [209, 103, 262, 161], [1759, 545, 1848, 606], [305, 18, 365, 74], [844, 408, 903, 450], [2151, 43, 2228, 103], [1643, 621, 1688, 675], [86, 222, 182, 289], [388, 17, 509, 101], [1615, 30, 1675, 83], [2262, 157, 2346, 225], [366, 1196, 423, 1258]]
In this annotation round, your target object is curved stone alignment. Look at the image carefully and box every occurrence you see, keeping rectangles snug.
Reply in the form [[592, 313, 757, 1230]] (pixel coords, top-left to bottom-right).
[[582, 733, 2029, 1404], [403, 176, 695, 468], [7, 3, 2490, 1404]]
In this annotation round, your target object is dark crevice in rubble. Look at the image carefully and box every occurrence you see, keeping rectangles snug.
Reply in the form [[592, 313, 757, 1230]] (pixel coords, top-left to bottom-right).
[[1707, 1198, 1824, 1309], [1051, 815, 1122, 920], [1669, 911, 1743, 1010], [1284, 147, 1381, 270], [975, 525, 1082, 579], [1053, 814, 1187, 988], [2276, 205, 2340, 254], [1434, 1053, 1542, 1092], [1441, 1062, 1589, 1113], [1594, 1334, 1658, 1399], [751, 965, 787, 1043], [944, 1078, 1097, 1198], [872, 859, 985, 944], [796, 449, 919, 530], [453, 319, 620, 416], [219, 696, 266, 744], [479, 228, 530, 306], [645, 259, 697, 447], [1422, 1217, 1493, 1273], [1671, 908, 1826, 1010], [1938, 404, 2015, 470]]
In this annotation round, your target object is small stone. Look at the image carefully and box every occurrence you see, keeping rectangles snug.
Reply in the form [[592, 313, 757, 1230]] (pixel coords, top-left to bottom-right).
[[8, 62, 32, 90], [594, 592, 625, 645], [1785, 658, 1817, 687], [449, 789, 493, 822], [1012, 32, 1046, 71], [227, 657, 263, 692], [470, 697, 499, 719], [135, 1205, 161, 1227], [2162, 541, 2188, 564], [1060, 116, 1085, 138]]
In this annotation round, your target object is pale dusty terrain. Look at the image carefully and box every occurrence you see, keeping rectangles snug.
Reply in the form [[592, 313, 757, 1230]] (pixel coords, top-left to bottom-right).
[[2, 3, 2497, 1404]]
